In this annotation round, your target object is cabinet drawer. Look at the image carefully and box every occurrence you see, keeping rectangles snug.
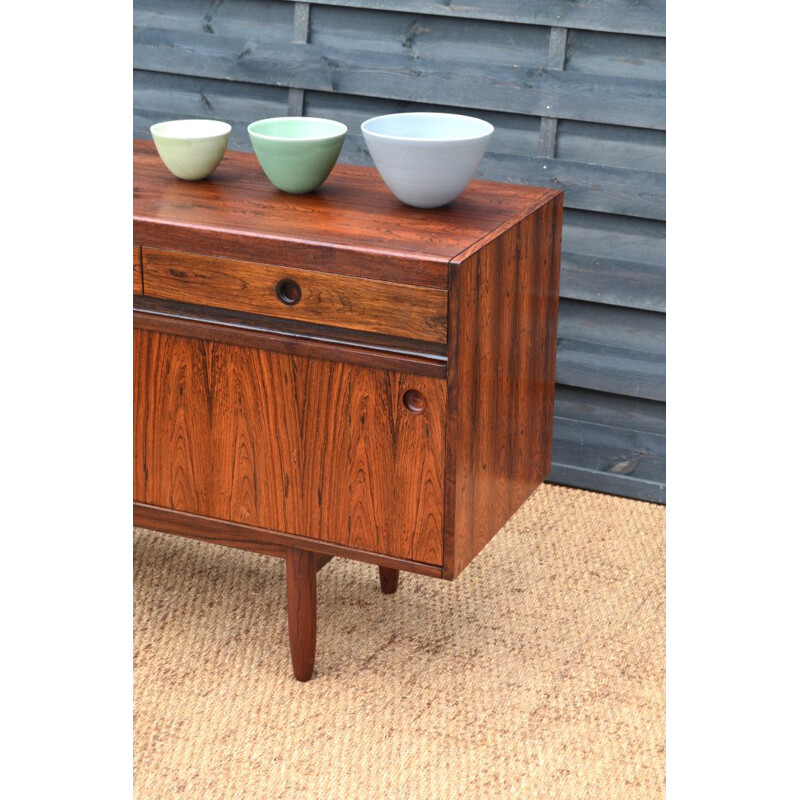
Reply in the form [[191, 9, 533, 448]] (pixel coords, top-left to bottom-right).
[[133, 328, 446, 565], [141, 248, 448, 344]]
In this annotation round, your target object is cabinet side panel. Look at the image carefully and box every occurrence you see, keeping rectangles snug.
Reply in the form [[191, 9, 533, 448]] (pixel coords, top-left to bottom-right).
[[445, 195, 563, 579]]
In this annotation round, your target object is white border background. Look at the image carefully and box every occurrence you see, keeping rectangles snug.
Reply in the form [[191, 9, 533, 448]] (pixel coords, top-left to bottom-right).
[[4, 4, 132, 795]]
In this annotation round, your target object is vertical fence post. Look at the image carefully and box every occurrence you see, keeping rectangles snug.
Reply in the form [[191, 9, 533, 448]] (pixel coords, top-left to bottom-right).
[[287, 2, 311, 116], [537, 26, 568, 159]]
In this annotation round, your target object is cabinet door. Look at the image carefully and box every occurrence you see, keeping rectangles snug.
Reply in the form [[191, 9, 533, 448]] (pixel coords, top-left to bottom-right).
[[134, 328, 445, 565]]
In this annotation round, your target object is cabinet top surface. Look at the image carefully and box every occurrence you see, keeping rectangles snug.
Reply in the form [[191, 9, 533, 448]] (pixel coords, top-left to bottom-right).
[[133, 139, 557, 279]]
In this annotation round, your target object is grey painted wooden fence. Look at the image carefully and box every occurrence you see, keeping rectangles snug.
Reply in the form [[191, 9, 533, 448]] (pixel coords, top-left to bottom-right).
[[133, 0, 666, 504]]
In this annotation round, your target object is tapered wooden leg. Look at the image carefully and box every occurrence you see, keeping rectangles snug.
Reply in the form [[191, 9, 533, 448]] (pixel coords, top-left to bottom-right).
[[286, 548, 317, 681], [379, 566, 400, 594]]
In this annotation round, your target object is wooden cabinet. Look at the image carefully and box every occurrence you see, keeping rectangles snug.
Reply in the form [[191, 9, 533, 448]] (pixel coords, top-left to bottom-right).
[[133, 139, 562, 679]]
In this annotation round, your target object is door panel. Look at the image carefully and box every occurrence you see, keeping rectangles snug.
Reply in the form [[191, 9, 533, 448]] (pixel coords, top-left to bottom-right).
[[134, 328, 445, 565]]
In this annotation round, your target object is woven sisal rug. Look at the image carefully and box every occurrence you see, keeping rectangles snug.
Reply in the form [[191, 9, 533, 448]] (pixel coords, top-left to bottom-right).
[[134, 483, 666, 799]]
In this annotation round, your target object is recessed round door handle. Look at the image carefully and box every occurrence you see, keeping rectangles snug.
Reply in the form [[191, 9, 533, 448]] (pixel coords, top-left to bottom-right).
[[276, 277, 302, 306], [402, 389, 426, 414]]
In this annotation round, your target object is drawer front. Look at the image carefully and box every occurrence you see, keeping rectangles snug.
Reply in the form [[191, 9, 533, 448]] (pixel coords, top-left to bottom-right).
[[133, 328, 445, 565], [141, 248, 448, 344], [133, 245, 143, 295]]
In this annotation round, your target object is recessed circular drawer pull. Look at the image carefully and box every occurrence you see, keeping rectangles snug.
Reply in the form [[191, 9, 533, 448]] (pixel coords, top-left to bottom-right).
[[403, 390, 427, 414], [276, 277, 302, 306]]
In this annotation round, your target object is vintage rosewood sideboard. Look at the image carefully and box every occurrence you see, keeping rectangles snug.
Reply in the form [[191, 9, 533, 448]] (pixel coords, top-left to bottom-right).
[[133, 139, 562, 680]]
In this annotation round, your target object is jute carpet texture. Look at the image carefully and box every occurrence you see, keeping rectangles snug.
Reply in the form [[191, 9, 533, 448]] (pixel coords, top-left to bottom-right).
[[133, 484, 666, 799]]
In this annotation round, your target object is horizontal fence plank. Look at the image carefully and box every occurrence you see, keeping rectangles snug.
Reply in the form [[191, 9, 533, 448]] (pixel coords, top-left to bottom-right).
[[135, 0, 293, 38], [563, 208, 665, 266], [552, 415, 665, 483], [557, 119, 665, 172], [550, 386, 665, 502], [560, 210, 665, 309], [565, 28, 665, 81], [559, 251, 665, 311], [556, 339, 664, 401], [309, 3, 551, 66], [556, 300, 665, 401], [133, 26, 665, 129], [133, 71, 289, 144], [485, 155, 664, 220], [548, 362, 666, 503], [547, 462, 665, 504], [555, 385, 665, 435], [305, 0, 666, 36], [558, 299, 664, 355]]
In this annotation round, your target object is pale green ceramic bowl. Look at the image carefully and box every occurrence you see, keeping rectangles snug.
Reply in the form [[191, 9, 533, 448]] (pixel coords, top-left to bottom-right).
[[247, 117, 347, 193], [150, 119, 231, 180]]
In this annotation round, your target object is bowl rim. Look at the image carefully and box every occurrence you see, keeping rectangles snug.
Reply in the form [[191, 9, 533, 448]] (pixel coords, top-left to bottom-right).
[[247, 116, 348, 142], [150, 119, 232, 139], [361, 112, 494, 142]]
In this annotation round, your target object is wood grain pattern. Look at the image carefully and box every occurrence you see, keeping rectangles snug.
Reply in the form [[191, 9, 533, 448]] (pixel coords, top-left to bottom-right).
[[134, 139, 554, 289], [142, 247, 448, 344], [444, 192, 563, 579], [133, 503, 444, 577], [133, 304, 446, 378], [134, 328, 446, 565], [136, 293, 447, 360], [133, 245, 143, 295], [286, 548, 317, 681]]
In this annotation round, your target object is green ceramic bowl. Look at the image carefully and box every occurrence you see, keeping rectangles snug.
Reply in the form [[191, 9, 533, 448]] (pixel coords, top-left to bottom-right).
[[150, 119, 231, 180], [247, 117, 347, 194]]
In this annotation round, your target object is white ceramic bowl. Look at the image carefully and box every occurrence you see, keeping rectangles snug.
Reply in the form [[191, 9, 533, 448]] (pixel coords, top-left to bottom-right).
[[361, 112, 493, 208], [150, 119, 232, 180]]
